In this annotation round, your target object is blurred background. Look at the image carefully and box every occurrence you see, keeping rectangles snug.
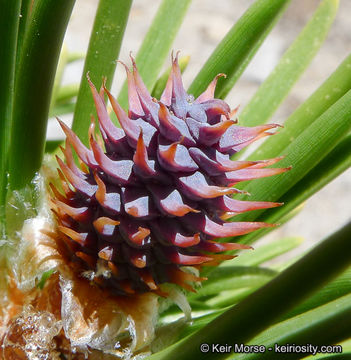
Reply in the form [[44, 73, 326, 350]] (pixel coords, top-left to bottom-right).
[[49, 0, 351, 260]]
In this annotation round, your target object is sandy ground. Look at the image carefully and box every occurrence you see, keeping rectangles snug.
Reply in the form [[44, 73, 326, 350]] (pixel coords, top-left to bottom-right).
[[49, 0, 351, 261]]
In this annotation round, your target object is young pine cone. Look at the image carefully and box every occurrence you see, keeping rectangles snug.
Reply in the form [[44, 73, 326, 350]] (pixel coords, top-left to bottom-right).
[[50, 55, 288, 296]]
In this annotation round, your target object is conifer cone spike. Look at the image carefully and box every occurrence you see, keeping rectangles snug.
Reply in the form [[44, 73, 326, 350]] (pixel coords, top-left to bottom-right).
[[51, 54, 288, 296]]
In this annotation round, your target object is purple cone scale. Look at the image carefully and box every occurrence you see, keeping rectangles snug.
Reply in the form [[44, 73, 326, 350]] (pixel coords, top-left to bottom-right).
[[51, 55, 289, 296]]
